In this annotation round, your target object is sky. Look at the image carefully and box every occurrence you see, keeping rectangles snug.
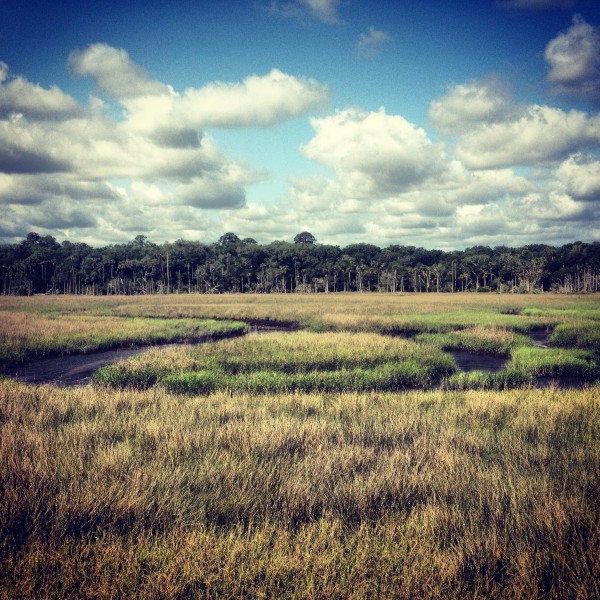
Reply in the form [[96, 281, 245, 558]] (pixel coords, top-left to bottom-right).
[[1, 0, 600, 249]]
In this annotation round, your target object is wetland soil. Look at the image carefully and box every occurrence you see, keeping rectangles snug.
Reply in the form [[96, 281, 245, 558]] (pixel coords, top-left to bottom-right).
[[8, 347, 149, 387], [6, 325, 294, 387]]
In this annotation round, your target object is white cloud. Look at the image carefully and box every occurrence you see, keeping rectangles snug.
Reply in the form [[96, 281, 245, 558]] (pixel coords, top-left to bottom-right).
[[428, 77, 515, 134], [456, 105, 600, 168], [0, 63, 81, 120], [70, 46, 330, 137], [429, 75, 600, 172], [545, 16, 600, 104], [170, 69, 329, 129], [357, 27, 391, 58], [68, 43, 169, 99], [556, 154, 600, 200], [300, 0, 341, 23], [511, 190, 591, 221], [302, 108, 448, 197], [0, 47, 330, 242]]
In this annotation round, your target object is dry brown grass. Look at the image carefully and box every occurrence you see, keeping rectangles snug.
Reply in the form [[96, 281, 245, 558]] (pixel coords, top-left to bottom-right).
[[1, 380, 598, 598]]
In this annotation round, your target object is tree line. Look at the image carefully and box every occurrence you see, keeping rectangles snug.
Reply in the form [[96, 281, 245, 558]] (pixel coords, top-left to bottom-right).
[[1, 231, 599, 296]]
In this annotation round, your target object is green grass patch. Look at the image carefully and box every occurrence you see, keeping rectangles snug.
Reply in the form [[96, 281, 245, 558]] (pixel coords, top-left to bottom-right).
[[549, 322, 600, 351], [509, 346, 599, 379], [415, 326, 528, 357], [162, 360, 449, 395], [94, 332, 456, 393], [442, 369, 533, 391]]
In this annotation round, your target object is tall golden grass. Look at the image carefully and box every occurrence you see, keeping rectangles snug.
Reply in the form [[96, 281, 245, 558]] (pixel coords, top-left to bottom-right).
[[1, 379, 598, 598]]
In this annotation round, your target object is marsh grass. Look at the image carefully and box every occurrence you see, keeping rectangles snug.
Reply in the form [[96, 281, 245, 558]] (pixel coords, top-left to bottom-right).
[[415, 326, 528, 357], [93, 332, 456, 393], [443, 370, 533, 390], [3, 293, 598, 334], [0, 312, 247, 370], [1, 380, 598, 598], [509, 347, 599, 379], [550, 322, 600, 352]]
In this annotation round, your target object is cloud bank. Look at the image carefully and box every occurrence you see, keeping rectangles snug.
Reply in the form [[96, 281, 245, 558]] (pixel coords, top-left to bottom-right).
[[1, 22, 600, 250], [0, 45, 329, 244]]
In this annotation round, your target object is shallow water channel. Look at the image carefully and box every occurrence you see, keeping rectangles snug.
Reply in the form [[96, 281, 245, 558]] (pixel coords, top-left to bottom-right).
[[7, 325, 293, 387], [5, 328, 590, 389]]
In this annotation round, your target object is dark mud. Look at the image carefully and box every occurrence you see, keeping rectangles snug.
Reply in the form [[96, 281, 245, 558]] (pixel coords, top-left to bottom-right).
[[8, 347, 149, 387], [449, 350, 508, 373]]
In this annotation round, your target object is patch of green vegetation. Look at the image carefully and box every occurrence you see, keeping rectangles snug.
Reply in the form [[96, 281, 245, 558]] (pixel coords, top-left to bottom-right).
[[550, 322, 600, 351], [94, 332, 456, 393], [521, 307, 600, 320], [372, 310, 562, 336], [509, 346, 599, 379], [442, 369, 533, 391], [162, 360, 451, 395], [415, 326, 528, 357]]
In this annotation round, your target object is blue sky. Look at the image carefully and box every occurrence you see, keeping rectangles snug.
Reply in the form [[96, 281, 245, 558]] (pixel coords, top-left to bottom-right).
[[1, 0, 599, 248]]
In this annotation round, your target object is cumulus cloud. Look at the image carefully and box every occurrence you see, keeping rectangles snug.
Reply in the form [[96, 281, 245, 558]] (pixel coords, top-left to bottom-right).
[[511, 190, 591, 221], [456, 105, 600, 168], [428, 77, 516, 134], [66, 44, 330, 135], [302, 108, 448, 197], [429, 75, 600, 169], [357, 26, 391, 58], [545, 16, 600, 104], [68, 43, 169, 99], [169, 69, 329, 129], [0, 46, 332, 243], [0, 63, 81, 120], [556, 154, 600, 200]]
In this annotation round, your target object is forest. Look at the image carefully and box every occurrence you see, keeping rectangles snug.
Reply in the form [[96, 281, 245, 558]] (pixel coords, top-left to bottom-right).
[[1, 231, 599, 295]]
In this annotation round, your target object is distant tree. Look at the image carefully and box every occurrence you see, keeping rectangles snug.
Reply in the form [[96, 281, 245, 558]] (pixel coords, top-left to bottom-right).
[[218, 232, 241, 247], [293, 231, 317, 245]]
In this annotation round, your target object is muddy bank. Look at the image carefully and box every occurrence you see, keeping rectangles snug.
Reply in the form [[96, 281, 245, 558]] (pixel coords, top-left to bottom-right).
[[8, 346, 150, 387], [6, 325, 291, 387]]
